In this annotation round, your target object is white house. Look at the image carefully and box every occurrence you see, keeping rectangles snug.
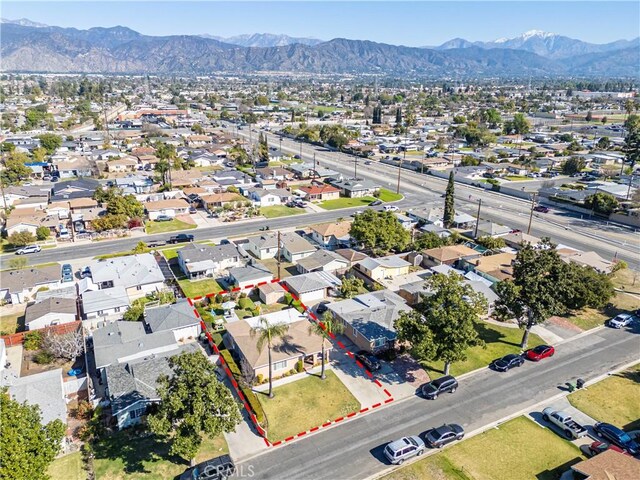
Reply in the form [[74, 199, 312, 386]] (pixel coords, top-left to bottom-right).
[[24, 297, 77, 330], [143, 300, 201, 342], [81, 286, 130, 320], [87, 254, 166, 300]]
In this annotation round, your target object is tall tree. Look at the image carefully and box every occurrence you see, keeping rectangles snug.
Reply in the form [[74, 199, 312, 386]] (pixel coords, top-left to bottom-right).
[[584, 192, 619, 215], [147, 352, 241, 466], [1, 152, 32, 186], [395, 273, 487, 375], [251, 317, 290, 398], [308, 312, 344, 380], [349, 210, 410, 253], [395, 107, 402, 125], [623, 114, 640, 173], [494, 240, 569, 348], [443, 171, 455, 228], [0, 390, 66, 480], [37, 134, 62, 154]]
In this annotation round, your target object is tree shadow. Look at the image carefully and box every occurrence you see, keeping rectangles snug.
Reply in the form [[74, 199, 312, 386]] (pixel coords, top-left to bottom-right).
[[535, 456, 583, 480], [475, 321, 520, 347]]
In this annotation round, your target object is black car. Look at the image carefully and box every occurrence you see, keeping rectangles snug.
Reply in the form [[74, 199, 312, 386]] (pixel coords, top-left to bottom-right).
[[424, 424, 465, 448], [593, 422, 639, 455], [355, 351, 381, 372], [420, 375, 459, 400], [370, 199, 383, 206], [491, 354, 524, 372], [169, 234, 195, 244], [315, 301, 330, 314], [179, 455, 235, 480]]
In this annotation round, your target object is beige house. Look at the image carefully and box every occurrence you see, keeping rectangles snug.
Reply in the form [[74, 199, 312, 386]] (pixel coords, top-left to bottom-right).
[[106, 156, 139, 173], [462, 252, 516, 284], [356, 255, 411, 282], [224, 309, 329, 379], [308, 220, 352, 249], [144, 198, 190, 220], [422, 245, 480, 267], [257, 282, 286, 305]]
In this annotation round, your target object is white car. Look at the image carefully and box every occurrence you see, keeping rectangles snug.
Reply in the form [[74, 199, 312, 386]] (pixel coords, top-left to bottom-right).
[[15, 245, 41, 255], [607, 313, 635, 329], [384, 205, 399, 212]]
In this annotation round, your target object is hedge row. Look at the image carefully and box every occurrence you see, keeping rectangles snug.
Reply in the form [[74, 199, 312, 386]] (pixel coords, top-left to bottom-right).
[[219, 349, 267, 427]]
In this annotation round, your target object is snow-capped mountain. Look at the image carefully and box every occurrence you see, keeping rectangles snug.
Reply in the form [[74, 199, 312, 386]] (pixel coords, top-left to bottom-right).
[[199, 33, 323, 48], [435, 30, 639, 59], [1, 17, 49, 28]]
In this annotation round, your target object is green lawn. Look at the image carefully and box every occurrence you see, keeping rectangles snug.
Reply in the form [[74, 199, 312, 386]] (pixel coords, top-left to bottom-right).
[[0, 312, 24, 334], [178, 278, 223, 298], [94, 433, 228, 480], [611, 268, 640, 295], [320, 196, 375, 210], [564, 292, 640, 331], [378, 188, 403, 202], [260, 206, 305, 219], [384, 417, 584, 480], [503, 175, 530, 181], [259, 370, 360, 442], [569, 365, 640, 431], [48, 452, 85, 480], [423, 322, 544, 378], [145, 219, 196, 235]]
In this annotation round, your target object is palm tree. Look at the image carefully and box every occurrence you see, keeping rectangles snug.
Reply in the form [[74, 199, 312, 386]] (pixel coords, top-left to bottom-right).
[[308, 311, 344, 380], [251, 317, 289, 398]]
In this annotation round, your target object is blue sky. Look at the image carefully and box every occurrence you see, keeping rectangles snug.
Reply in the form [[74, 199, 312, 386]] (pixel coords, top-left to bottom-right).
[[2, 1, 639, 46]]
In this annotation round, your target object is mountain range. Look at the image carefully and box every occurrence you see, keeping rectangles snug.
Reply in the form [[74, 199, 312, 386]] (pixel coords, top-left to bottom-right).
[[0, 19, 638, 77]]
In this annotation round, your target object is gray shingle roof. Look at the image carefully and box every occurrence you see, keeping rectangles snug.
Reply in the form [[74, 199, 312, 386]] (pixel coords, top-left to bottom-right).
[[0, 265, 60, 294], [177, 243, 242, 264], [228, 263, 272, 284], [295, 250, 348, 272], [25, 297, 77, 326], [7, 369, 67, 425], [143, 300, 199, 333], [81, 286, 130, 315], [284, 271, 341, 295], [88, 254, 165, 289]]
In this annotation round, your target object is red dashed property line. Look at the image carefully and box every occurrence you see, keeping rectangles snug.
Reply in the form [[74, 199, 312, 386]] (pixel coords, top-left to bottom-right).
[[385, 398, 394, 404], [346, 351, 354, 358], [193, 309, 200, 318], [359, 407, 369, 413], [187, 297, 194, 306], [383, 389, 392, 397], [374, 379, 382, 387], [263, 438, 271, 447], [336, 340, 346, 349], [372, 403, 382, 409], [365, 370, 373, 378]]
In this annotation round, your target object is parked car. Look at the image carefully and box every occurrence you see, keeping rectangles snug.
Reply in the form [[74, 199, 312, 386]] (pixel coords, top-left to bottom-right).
[[155, 215, 173, 222], [364, 161, 372, 165], [355, 351, 381, 372], [593, 423, 639, 455], [315, 301, 330, 314], [587, 441, 630, 457], [168, 234, 195, 244], [383, 436, 425, 465], [420, 375, 458, 400], [15, 245, 41, 255], [542, 408, 587, 439], [370, 200, 382, 206], [383, 205, 399, 212], [491, 353, 524, 372], [525, 345, 555, 361], [80, 266, 92, 278], [179, 455, 236, 480], [189, 207, 198, 214], [533, 205, 550, 213], [424, 424, 465, 448], [62, 264, 72, 274], [62, 272, 74, 283], [351, 210, 363, 217], [607, 313, 635, 329]]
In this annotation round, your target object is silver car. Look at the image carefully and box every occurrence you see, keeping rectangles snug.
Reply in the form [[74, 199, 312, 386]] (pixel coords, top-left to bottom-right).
[[383, 436, 425, 465]]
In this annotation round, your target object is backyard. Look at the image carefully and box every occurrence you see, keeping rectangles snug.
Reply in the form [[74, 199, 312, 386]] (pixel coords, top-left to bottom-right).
[[383, 416, 584, 480], [260, 205, 305, 218], [569, 364, 640, 431], [48, 452, 85, 480], [320, 197, 376, 210], [93, 431, 228, 480], [178, 278, 223, 298], [0, 310, 24, 334], [259, 370, 360, 443], [423, 321, 544, 377], [145, 218, 196, 235]]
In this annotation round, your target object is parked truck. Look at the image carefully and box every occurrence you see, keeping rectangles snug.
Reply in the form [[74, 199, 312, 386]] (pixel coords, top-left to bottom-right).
[[168, 234, 195, 244], [542, 408, 587, 439]]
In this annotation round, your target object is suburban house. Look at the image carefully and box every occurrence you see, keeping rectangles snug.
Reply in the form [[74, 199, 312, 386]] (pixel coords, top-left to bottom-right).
[[224, 309, 329, 380], [568, 449, 639, 480], [24, 297, 77, 330], [421, 245, 481, 267], [144, 198, 190, 220], [177, 242, 245, 279], [280, 232, 316, 263], [81, 286, 130, 321], [330, 178, 380, 198], [327, 290, 412, 353], [87, 254, 166, 300], [461, 252, 516, 283], [356, 255, 411, 282], [299, 185, 341, 201], [143, 300, 202, 341], [244, 233, 280, 260], [308, 220, 352, 249], [501, 231, 542, 249], [255, 167, 293, 181], [244, 231, 314, 262], [247, 188, 291, 207], [283, 271, 341, 303], [335, 248, 369, 268], [0, 265, 61, 304], [51, 178, 101, 202], [200, 192, 246, 211], [6, 369, 67, 427], [407, 207, 476, 229], [257, 282, 287, 305], [106, 156, 139, 173], [473, 220, 512, 239], [228, 263, 273, 289], [296, 249, 350, 275], [559, 250, 615, 274]]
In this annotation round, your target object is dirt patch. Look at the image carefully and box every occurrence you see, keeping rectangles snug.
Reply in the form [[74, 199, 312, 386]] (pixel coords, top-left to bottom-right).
[[175, 213, 196, 225], [21, 351, 84, 377], [547, 316, 584, 333]]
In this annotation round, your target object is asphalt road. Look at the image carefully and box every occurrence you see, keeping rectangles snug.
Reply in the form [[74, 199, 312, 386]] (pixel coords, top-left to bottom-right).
[[237, 326, 640, 480]]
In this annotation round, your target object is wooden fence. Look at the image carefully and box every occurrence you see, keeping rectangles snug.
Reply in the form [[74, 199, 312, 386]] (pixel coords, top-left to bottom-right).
[[1, 321, 82, 347]]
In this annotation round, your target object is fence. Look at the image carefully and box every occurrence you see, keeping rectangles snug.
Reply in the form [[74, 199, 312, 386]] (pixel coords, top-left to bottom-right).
[[0, 321, 82, 347]]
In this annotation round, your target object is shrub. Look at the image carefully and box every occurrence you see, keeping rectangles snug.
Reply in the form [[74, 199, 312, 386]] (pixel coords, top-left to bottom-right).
[[23, 331, 43, 351], [256, 373, 264, 384], [284, 292, 293, 305], [295, 359, 304, 373], [238, 297, 255, 310], [220, 350, 267, 426], [214, 293, 223, 304], [239, 292, 247, 299], [36, 226, 50, 241], [33, 350, 54, 364]]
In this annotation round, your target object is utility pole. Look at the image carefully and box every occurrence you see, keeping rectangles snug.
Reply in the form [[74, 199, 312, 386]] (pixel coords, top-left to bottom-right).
[[473, 199, 482, 238], [421, 149, 425, 175], [397, 126, 408, 194], [276, 230, 282, 280], [313, 153, 317, 179], [354, 156, 358, 179], [527, 193, 537, 235], [396, 156, 403, 195]]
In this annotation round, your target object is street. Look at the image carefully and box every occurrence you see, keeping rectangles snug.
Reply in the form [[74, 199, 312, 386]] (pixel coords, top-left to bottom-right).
[[237, 326, 640, 479]]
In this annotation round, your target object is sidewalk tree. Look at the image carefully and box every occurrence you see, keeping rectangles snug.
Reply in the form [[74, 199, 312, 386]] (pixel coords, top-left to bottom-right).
[[584, 192, 619, 215], [308, 312, 344, 380], [0, 390, 66, 480], [443, 171, 455, 228], [147, 352, 241, 467], [395, 272, 487, 375], [250, 317, 290, 398]]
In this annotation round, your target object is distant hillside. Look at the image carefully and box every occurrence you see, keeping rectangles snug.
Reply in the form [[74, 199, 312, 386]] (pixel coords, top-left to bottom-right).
[[199, 33, 323, 47]]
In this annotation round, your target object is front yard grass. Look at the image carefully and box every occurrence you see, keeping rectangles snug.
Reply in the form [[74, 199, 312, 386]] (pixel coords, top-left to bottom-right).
[[320, 196, 375, 210], [383, 416, 584, 480], [503, 175, 530, 181], [259, 370, 360, 443], [611, 268, 640, 294], [260, 205, 305, 218], [48, 452, 84, 480], [178, 278, 223, 298], [378, 188, 403, 202], [145, 218, 196, 235], [563, 292, 640, 331], [94, 432, 228, 480], [423, 321, 544, 378], [569, 364, 640, 431]]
